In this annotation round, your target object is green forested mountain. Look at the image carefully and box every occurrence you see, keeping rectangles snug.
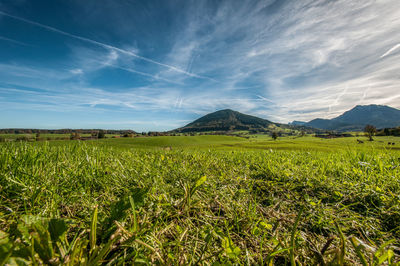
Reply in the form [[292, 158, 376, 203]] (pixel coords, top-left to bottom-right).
[[175, 109, 273, 132]]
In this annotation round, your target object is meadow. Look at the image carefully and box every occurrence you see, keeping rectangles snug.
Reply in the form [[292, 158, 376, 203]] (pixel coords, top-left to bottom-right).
[[1, 135, 400, 264]]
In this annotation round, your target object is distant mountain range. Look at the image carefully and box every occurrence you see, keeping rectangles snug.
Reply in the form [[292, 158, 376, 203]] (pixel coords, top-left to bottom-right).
[[297, 105, 400, 131], [4, 105, 398, 134], [175, 105, 400, 133]]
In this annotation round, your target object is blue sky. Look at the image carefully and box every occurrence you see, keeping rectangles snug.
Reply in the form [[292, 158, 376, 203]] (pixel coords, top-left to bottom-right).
[[1, 0, 400, 131]]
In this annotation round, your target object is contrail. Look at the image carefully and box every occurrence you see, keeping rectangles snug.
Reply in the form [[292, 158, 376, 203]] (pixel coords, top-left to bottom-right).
[[380, 43, 400, 58], [256, 95, 275, 103], [0, 10, 214, 81], [98, 61, 184, 85], [0, 36, 29, 46]]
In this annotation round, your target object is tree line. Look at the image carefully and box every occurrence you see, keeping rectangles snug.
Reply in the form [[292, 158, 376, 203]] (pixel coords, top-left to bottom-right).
[[0, 128, 136, 135]]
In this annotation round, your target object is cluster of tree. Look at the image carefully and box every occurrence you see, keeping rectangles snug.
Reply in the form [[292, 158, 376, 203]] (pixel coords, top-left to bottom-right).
[[312, 125, 381, 141], [0, 128, 136, 135], [361, 124, 400, 141], [146, 131, 171, 136], [376, 127, 400, 136], [90, 130, 106, 139], [271, 132, 279, 140], [314, 133, 354, 139], [270, 131, 300, 140], [287, 125, 316, 134]]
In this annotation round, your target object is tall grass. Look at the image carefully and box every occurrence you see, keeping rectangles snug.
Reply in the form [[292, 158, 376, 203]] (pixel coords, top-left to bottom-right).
[[0, 142, 399, 264]]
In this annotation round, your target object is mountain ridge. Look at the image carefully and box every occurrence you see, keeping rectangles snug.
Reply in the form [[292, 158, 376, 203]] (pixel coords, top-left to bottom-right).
[[304, 104, 400, 131]]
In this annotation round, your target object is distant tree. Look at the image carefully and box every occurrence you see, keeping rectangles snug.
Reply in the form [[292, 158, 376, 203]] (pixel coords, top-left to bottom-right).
[[384, 128, 390, 136], [35, 132, 41, 141], [271, 132, 279, 140], [98, 130, 105, 139], [70, 132, 80, 140], [364, 124, 376, 141]]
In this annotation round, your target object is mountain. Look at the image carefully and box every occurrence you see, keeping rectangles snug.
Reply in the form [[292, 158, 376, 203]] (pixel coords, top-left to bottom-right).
[[175, 109, 275, 132], [305, 105, 400, 131], [289, 121, 307, 126], [174, 109, 316, 133]]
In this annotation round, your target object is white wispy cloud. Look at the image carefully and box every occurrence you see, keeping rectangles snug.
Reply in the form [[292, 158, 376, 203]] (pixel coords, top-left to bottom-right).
[[66, 46, 181, 84], [69, 68, 83, 75], [159, 0, 400, 122], [1, 0, 400, 129], [0, 10, 213, 81]]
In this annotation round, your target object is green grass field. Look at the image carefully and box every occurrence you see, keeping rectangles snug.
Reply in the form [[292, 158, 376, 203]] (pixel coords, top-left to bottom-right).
[[86, 135, 400, 152], [1, 135, 400, 264]]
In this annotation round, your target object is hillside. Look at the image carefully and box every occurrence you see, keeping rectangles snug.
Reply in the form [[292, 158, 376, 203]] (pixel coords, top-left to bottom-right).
[[305, 104, 400, 131], [175, 109, 273, 132], [174, 109, 314, 133]]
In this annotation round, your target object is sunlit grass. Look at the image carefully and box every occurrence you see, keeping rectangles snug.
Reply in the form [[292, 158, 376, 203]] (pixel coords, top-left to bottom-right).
[[0, 138, 399, 264]]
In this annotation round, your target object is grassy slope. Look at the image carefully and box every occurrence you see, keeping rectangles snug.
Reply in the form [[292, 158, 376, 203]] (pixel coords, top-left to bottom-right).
[[0, 136, 400, 264]]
